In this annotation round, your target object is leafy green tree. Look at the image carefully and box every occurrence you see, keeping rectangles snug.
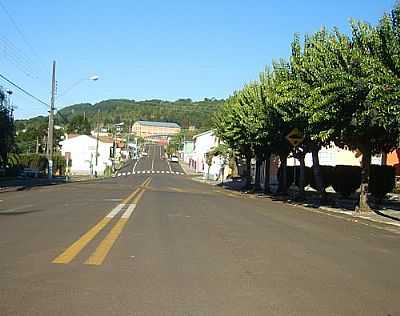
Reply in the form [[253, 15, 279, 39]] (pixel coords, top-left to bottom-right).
[[214, 90, 258, 189], [66, 115, 91, 135], [0, 89, 15, 166], [299, 23, 400, 211]]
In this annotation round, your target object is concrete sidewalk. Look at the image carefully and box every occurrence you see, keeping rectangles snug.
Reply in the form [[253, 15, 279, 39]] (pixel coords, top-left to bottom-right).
[[193, 177, 400, 231], [0, 175, 108, 193], [179, 160, 203, 176], [0, 177, 66, 193]]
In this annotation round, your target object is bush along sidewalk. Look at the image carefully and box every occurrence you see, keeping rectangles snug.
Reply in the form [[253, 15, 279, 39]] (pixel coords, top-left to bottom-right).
[[275, 164, 397, 210]]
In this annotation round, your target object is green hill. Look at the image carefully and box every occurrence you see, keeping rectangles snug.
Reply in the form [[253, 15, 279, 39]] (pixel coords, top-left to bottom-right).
[[56, 98, 224, 130]]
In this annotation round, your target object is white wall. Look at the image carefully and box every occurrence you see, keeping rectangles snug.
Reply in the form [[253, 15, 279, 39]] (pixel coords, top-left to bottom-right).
[[286, 143, 382, 167], [192, 131, 227, 180], [60, 135, 113, 176]]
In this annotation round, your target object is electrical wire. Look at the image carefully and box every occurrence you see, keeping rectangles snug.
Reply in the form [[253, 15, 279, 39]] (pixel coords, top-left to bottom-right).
[[0, 0, 46, 72], [0, 35, 41, 79], [0, 72, 49, 108]]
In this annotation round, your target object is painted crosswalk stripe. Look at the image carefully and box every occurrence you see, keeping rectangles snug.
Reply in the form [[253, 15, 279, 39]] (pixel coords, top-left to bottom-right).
[[127, 172, 131, 175], [161, 171, 165, 174], [147, 170, 151, 174], [157, 171, 160, 173], [117, 173, 121, 176]]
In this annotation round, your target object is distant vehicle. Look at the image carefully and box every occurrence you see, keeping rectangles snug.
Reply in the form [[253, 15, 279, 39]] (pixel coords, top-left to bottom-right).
[[170, 156, 179, 163], [142, 152, 148, 157]]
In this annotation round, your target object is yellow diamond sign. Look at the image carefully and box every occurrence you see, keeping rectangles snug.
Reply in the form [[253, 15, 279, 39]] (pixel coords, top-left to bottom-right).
[[286, 128, 304, 147]]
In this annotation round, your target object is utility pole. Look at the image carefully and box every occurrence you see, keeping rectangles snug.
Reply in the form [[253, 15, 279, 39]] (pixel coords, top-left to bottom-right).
[[47, 60, 56, 179], [95, 109, 100, 177]]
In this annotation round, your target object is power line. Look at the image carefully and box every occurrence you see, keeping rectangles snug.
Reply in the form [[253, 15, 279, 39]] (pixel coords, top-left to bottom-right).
[[0, 36, 37, 78], [0, 0, 46, 72], [0, 72, 49, 108]]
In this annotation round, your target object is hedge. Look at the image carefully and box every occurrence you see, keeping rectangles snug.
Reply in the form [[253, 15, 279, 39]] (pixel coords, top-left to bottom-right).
[[369, 165, 395, 202], [309, 165, 334, 191], [332, 165, 361, 198], [278, 165, 312, 191]]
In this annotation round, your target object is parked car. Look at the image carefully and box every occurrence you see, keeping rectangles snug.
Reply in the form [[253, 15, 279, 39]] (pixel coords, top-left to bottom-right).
[[170, 155, 179, 163]]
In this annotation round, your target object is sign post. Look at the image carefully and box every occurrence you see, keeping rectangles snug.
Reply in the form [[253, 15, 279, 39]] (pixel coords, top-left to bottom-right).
[[286, 128, 304, 187]]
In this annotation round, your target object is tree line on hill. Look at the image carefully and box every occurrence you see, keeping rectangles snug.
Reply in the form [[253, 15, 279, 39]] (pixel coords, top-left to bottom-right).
[[213, 4, 400, 212], [12, 98, 222, 155], [57, 98, 223, 130]]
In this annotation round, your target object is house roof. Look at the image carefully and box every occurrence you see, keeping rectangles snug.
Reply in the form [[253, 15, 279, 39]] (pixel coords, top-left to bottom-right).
[[193, 129, 215, 139], [61, 134, 114, 145], [135, 120, 181, 129]]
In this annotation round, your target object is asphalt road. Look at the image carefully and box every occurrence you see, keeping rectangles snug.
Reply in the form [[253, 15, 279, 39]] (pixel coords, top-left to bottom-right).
[[1, 144, 400, 315], [117, 144, 185, 177]]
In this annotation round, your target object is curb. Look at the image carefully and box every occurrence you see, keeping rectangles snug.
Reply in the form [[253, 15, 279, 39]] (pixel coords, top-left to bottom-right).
[[0, 186, 26, 193], [189, 176, 400, 232]]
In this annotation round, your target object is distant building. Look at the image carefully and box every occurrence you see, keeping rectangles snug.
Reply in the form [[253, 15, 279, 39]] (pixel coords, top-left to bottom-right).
[[60, 134, 125, 176], [132, 120, 181, 140], [182, 140, 194, 164], [385, 149, 400, 176], [190, 130, 229, 180]]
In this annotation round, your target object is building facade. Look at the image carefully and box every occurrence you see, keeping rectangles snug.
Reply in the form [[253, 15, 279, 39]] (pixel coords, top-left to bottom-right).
[[60, 135, 114, 176], [190, 130, 229, 180], [132, 121, 181, 139]]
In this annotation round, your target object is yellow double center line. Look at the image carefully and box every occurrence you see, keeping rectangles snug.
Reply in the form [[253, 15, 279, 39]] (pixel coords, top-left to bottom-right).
[[53, 177, 151, 265]]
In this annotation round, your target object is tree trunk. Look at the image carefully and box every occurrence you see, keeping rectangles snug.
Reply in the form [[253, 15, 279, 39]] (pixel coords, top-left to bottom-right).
[[255, 158, 262, 191], [357, 147, 372, 213], [244, 155, 253, 190], [263, 153, 271, 194], [298, 154, 306, 200], [311, 148, 325, 195], [278, 153, 288, 195]]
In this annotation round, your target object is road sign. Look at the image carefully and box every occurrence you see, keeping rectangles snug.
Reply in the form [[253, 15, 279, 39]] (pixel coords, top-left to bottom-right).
[[286, 128, 304, 147]]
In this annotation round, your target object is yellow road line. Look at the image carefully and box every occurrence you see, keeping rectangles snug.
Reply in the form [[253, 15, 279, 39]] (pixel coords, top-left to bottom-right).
[[53, 217, 112, 264], [52, 177, 150, 264], [85, 180, 150, 266], [84, 217, 130, 265]]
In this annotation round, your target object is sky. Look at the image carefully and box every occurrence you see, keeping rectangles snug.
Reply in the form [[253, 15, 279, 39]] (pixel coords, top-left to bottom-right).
[[0, 0, 396, 119]]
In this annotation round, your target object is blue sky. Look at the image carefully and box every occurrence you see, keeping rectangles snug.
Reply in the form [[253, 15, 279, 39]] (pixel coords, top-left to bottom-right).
[[0, 0, 396, 119]]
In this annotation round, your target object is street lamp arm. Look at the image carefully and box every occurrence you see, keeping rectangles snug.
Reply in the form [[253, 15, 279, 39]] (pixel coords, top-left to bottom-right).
[[56, 75, 99, 100]]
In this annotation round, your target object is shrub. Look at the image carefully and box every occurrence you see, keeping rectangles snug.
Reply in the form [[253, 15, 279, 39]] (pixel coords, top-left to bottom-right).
[[52, 154, 66, 176], [369, 165, 395, 202], [309, 165, 334, 191], [18, 153, 48, 171], [332, 165, 361, 198], [278, 165, 312, 191]]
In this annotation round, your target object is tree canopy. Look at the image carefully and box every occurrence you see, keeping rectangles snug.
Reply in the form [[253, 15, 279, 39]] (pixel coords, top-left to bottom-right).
[[213, 3, 400, 211]]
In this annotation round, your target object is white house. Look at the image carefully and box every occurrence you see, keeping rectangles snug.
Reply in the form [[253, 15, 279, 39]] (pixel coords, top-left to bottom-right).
[[190, 130, 229, 180], [60, 135, 114, 176], [286, 143, 382, 167]]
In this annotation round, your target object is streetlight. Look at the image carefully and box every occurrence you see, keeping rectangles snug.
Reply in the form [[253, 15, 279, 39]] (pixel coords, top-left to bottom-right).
[[56, 75, 100, 100], [5, 89, 13, 114], [46, 60, 99, 179]]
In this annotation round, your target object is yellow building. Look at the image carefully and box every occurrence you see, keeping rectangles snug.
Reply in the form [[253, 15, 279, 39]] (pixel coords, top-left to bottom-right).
[[132, 120, 181, 139]]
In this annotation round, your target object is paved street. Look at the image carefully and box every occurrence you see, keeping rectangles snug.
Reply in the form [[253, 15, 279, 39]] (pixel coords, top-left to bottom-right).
[[116, 144, 185, 177], [1, 144, 400, 315]]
